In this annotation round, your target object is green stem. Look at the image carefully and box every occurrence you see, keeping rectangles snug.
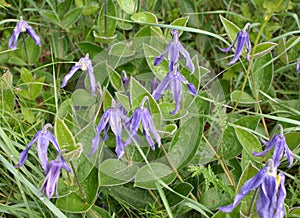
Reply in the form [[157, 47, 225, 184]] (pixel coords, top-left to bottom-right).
[[22, 32, 30, 65], [70, 161, 87, 203], [247, 188, 258, 217], [226, 0, 285, 135]]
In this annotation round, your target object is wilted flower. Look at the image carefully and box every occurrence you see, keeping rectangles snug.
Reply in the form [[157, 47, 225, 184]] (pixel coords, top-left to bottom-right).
[[126, 96, 161, 150], [15, 124, 60, 174], [90, 101, 128, 159], [40, 152, 71, 199], [253, 124, 294, 168], [152, 64, 197, 114], [219, 159, 286, 218], [154, 29, 195, 73], [61, 54, 97, 96], [219, 23, 251, 65], [297, 52, 300, 73], [8, 16, 41, 50]]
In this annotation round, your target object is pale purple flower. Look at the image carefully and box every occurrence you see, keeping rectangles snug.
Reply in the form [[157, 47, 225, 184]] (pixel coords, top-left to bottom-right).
[[219, 159, 286, 218], [61, 54, 97, 96], [154, 29, 194, 73], [125, 96, 161, 150], [150, 77, 158, 94], [40, 152, 71, 199], [90, 101, 128, 159], [253, 125, 294, 168], [297, 52, 300, 73], [8, 16, 41, 50], [152, 64, 197, 114], [219, 23, 251, 65], [15, 124, 60, 174]]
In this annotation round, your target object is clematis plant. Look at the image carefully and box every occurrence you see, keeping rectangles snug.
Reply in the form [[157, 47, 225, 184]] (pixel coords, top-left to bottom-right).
[[297, 52, 300, 73], [219, 159, 286, 218], [152, 64, 197, 114], [90, 100, 128, 159], [219, 23, 251, 65], [8, 16, 41, 50], [15, 124, 60, 174], [125, 96, 161, 150], [40, 152, 71, 199], [61, 53, 97, 96], [253, 124, 294, 168], [154, 29, 195, 73]]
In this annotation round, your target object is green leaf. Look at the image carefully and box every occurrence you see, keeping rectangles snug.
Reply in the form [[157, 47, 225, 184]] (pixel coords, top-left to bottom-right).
[[20, 67, 32, 83], [41, 10, 61, 26], [219, 15, 240, 43], [109, 41, 135, 57], [77, 41, 103, 59], [56, 168, 99, 213], [165, 16, 189, 39], [63, 143, 83, 161], [235, 127, 262, 163], [166, 182, 193, 207], [220, 126, 243, 160], [107, 65, 122, 91], [86, 205, 112, 218], [82, 3, 99, 16], [72, 89, 96, 106], [21, 107, 35, 124], [28, 76, 44, 100], [134, 162, 176, 189], [116, 0, 137, 14], [96, 0, 117, 43], [62, 7, 83, 29], [8, 56, 27, 66], [22, 36, 41, 64], [253, 52, 273, 93], [131, 12, 158, 24], [230, 90, 256, 105], [100, 159, 138, 186], [54, 117, 76, 151], [253, 42, 277, 58]]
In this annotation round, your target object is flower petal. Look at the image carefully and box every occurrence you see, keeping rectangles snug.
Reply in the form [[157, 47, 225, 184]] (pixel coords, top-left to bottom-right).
[[152, 73, 171, 100], [60, 64, 82, 88]]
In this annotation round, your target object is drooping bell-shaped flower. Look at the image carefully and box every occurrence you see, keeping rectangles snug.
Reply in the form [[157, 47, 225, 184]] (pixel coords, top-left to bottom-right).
[[125, 96, 161, 150], [90, 100, 128, 159], [8, 16, 41, 50], [154, 29, 194, 73], [152, 64, 197, 114], [15, 124, 60, 174], [40, 152, 71, 199], [219, 23, 251, 65], [61, 54, 97, 96], [297, 52, 300, 73], [253, 124, 294, 168], [219, 159, 286, 218]]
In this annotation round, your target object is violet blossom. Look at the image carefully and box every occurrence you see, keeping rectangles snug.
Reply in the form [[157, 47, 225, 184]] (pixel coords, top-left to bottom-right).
[[219, 159, 286, 218], [152, 64, 197, 114], [90, 101, 128, 159], [61, 54, 97, 96], [9, 16, 41, 50], [125, 96, 161, 150], [219, 23, 251, 65], [297, 52, 300, 73], [15, 124, 60, 174], [253, 124, 294, 168], [154, 29, 194, 73], [40, 152, 71, 199]]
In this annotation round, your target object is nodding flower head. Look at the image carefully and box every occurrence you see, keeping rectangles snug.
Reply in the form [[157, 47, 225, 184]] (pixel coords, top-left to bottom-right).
[[40, 152, 71, 199], [61, 54, 97, 96], [125, 96, 161, 150], [219, 159, 286, 218], [152, 64, 197, 114], [90, 100, 128, 159], [219, 23, 251, 65], [253, 124, 294, 168], [9, 16, 41, 50], [15, 124, 60, 174], [297, 51, 300, 74], [154, 29, 194, 73]]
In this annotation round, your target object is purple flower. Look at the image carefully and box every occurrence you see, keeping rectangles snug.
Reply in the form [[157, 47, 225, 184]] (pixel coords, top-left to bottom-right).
[[219, 159, 286, 218], [61, 54, 97, 96], [219, 23, 251, 65], [152, 64, 197, 114], [253, 125, 294, 168], [40, 152, 71, 199], [297, 52, 300, 73], [90, 101, 128, 159], [8, 16, 41, 50], [15, 124, 60, 174], [150, 77, 159, 94], [154, 29, 194, 73], [126, 96, 161, 150]]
